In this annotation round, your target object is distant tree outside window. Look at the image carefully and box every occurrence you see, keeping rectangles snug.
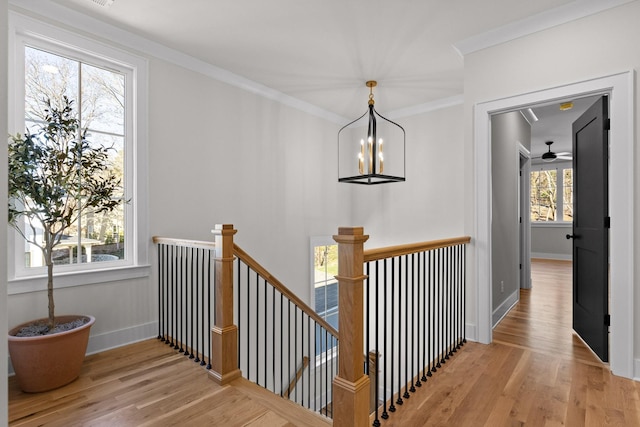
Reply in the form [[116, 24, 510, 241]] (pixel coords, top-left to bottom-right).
[[18, 46, 126, 268], [530, 167, 573, 223]]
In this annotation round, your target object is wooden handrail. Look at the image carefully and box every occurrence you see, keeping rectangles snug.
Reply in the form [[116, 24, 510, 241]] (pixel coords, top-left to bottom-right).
[[233, 243, 340, 339], [283, 356, 309, 399], [363, 236, 471, 262], [152, 236, 216, 250]]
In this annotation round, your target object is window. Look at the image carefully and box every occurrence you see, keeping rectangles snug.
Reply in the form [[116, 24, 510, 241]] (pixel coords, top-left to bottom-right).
[[530, 165, 573, 222], [313, 242, 339, 330], [20, 46, 126, 268], [9, 13, 149, 291], [310, 238, 339, 356]]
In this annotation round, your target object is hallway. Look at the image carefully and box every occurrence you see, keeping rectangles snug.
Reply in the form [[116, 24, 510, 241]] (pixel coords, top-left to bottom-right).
[[493, 258, 601, 365]]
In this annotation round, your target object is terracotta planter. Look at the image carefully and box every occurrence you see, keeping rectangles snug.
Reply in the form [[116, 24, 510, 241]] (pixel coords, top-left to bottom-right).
[[8, 315, 95, 393]]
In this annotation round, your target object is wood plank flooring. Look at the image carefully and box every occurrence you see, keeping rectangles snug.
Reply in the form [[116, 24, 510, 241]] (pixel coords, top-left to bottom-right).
[[9, 259, 640, 426], [378, 259, 640, 426], [8, 339, 331, 427]]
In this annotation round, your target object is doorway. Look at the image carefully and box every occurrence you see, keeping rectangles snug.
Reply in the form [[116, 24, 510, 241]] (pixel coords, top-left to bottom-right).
[[473, 72, 634, 379], [518, 144, 531, 291]]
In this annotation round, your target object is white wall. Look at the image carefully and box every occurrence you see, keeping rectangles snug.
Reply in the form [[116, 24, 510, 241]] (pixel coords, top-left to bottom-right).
[[147, 58, 351, 302], [531, 225, 572, 260], [1, 0, 9, 421], [351, 104, 466, 248], [490, 111, 530, 319], [464, 1, 639, 365]]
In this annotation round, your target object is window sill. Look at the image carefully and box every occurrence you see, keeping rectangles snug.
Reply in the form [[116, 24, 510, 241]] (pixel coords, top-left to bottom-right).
[[8, 264, 151, 295], [531, 222, 573, 228]]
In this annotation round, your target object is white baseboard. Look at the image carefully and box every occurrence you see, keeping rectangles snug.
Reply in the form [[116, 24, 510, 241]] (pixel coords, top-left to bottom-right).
[[85, 321, 158, 355], [492, 290, 519, 328], [634, 358, 640, 382], [531, 252, 572, 261], [8, 321, 158, 376]]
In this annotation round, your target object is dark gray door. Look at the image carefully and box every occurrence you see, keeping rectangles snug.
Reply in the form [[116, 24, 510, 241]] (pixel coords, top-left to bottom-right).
[[570, 95, 609, 362]]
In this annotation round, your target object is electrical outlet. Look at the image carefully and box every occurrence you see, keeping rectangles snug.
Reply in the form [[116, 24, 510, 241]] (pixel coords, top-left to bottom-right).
[[500, 281, 504, 293]]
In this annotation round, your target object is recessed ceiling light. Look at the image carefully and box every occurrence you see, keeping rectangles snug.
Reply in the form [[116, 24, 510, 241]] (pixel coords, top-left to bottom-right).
[[559, 102, 573, 111]]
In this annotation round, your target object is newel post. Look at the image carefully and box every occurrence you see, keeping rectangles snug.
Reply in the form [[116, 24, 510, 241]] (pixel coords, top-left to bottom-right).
[[209, 224, 242, 384], [333, 227, 370, 427]]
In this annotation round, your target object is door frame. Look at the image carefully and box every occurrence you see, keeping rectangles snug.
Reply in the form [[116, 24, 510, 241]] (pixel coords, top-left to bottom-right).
[[473, 71, 634, 378], [518, 143, 531, 290]]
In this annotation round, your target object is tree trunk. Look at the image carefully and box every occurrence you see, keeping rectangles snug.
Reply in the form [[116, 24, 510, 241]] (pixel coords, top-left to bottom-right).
[[46, 254, 55, 329], [43, 233, 56, 330]]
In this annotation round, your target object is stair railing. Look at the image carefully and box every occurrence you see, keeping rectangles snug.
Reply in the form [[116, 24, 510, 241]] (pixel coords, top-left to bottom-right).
[[154, 225, 471, 427], [232, 241, 339, 416], [153, 236, 216, 369], [332, 227, 471, 427]]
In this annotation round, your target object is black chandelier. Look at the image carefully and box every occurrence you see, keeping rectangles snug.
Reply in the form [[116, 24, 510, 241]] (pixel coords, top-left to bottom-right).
[[338, 81, 405, 184]]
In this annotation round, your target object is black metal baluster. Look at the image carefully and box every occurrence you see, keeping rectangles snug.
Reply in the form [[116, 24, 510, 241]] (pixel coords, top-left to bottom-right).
[[382, 259, 389, 419], [445, 247, 450, 360], [287, 300, 291, 397], [431, 249, 440, 372], [403, 255, 410, 400], [313, 320, 317, 412], [294, 306, 298, 400], [206, 251, 212, 369], [272, 286, 276, 395], [396, 257, 404, 405], [324, 328, 328, 416], [458, 244, 463, 348], [458, 245, 462, 346], [410, 253, 416, 393], [365, 262, 370, 382], [263, 277, 267, 388], [157, 244, 162, 340], [301, 313, 305, 409], [320, 326, 324, 415], [415, 251, 422, 388], [178, 246, 184, 352], [389, 257, 396, 412], [462, 245, 467, 345], [197, 248, 205, 365], [421, 251, 428, 382], [397, 256, 405, 404], [184, 247, 192, 357], [452, 246, 458, 353], [373, 260, 381, 427], [329, 329, 333, 418], [170, 245, 176, 348], [193, 248, 200, 363], [280, 293, 284, 396], [256, 272, 261, 385], [428, 250, 434, 376], [307, 314, 311, 409]]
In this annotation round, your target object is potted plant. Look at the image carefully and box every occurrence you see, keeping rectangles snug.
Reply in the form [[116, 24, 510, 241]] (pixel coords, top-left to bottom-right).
[[7, 96, 123, 392]]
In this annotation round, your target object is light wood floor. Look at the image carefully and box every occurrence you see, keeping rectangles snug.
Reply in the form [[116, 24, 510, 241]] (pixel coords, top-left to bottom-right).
[[9, 259, 640, 426], [379, 259, 640, 426], [8, 339, 331, 427]]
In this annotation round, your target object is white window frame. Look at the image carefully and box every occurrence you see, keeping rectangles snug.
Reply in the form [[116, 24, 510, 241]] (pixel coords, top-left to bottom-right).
[[309, 236, 339, 365], [530, 160, 573, 226], [7, 12, 149, 294]]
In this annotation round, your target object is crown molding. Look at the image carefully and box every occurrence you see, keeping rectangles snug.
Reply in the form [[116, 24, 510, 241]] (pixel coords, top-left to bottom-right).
[[384, 94, 464, 120], [454, 0, 635, 56], [9, 0, 347, 124]]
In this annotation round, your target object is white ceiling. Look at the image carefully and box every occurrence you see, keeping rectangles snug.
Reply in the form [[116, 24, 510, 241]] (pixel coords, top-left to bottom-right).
[[528, 94, 601, 159], [38, 0, 632, 121], [12, 0, 629, 157]]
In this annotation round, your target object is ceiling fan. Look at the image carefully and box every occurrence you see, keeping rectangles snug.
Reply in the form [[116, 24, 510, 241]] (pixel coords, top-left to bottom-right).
[[538, 140, 572, 162]]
